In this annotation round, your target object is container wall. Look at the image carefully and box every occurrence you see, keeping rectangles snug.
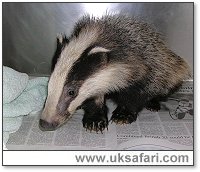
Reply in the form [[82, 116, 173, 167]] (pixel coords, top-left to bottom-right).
[[2, 3, 193, 76]]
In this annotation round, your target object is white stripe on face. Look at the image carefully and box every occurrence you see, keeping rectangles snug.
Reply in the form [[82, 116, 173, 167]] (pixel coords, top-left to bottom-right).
[[42, 27, 100, 122]]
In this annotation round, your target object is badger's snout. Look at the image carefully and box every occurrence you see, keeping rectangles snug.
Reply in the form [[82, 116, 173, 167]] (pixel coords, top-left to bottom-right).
[[39, 109, 73, 131], [39, 119, 59, 131]]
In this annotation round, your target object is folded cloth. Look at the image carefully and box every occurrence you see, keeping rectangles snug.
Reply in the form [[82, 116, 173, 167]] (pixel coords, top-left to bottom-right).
[[3, 66, 29, 104], [3, 66, 49, 144]]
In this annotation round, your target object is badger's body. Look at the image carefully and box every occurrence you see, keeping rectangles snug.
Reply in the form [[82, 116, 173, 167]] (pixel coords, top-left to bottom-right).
[[40, 15, 190, 132]]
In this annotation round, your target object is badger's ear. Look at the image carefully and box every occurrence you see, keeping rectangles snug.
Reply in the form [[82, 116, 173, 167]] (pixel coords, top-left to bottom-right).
[[51, 34, 69, 72], [88, 46, 110, 56], [56, 33, 69, 46], [87, 46, 111, 64]]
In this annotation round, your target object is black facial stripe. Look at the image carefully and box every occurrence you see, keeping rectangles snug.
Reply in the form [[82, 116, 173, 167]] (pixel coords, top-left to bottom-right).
[[67, 47, 108, 83]]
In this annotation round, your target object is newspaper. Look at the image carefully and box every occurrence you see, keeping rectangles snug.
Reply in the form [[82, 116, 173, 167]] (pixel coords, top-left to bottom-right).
[[5, 96, 193, 150]]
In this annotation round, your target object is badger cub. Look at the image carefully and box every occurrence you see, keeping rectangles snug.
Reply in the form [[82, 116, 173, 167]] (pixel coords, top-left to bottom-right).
[[40, 15, 190, 132]]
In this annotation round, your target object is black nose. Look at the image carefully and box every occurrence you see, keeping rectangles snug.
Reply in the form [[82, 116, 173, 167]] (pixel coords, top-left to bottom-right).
[[39, 119, 59, 131]]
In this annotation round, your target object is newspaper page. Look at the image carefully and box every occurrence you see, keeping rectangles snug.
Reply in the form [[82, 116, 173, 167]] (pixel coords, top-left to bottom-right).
[[5, 96, 193, 150]]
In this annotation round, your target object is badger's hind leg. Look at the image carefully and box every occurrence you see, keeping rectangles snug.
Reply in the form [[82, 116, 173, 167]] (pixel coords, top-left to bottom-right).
[[82, 97, 108, 133], [145, 98, 161, 112]]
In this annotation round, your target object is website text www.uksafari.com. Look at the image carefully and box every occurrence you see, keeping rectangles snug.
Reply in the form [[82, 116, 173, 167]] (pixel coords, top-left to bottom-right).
[[74, 152, 192, 165]]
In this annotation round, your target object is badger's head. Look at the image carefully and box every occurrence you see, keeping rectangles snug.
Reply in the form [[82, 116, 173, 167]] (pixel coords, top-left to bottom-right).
[[39, 23, 143, 131], [40, 27, 109, 130]]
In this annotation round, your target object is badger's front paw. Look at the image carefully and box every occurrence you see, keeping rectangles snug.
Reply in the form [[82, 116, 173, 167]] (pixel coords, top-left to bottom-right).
[[110, 106, 138, 124], [82, 115, 108, 133]]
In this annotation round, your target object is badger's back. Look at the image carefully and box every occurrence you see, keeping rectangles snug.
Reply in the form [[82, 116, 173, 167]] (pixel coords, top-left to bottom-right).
[[71, 15, 190, 96]]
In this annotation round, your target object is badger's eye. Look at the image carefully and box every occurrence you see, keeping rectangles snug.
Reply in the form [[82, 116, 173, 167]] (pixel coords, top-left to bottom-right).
[[68, 89, 75, 97]]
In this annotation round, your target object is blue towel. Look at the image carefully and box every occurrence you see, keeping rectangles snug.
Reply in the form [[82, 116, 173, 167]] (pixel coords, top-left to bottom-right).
[[3, 66, 49, 144]]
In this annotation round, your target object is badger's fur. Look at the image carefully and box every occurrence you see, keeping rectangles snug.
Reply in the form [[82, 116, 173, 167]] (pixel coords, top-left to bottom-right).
[[40, 14, 191, 132]]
